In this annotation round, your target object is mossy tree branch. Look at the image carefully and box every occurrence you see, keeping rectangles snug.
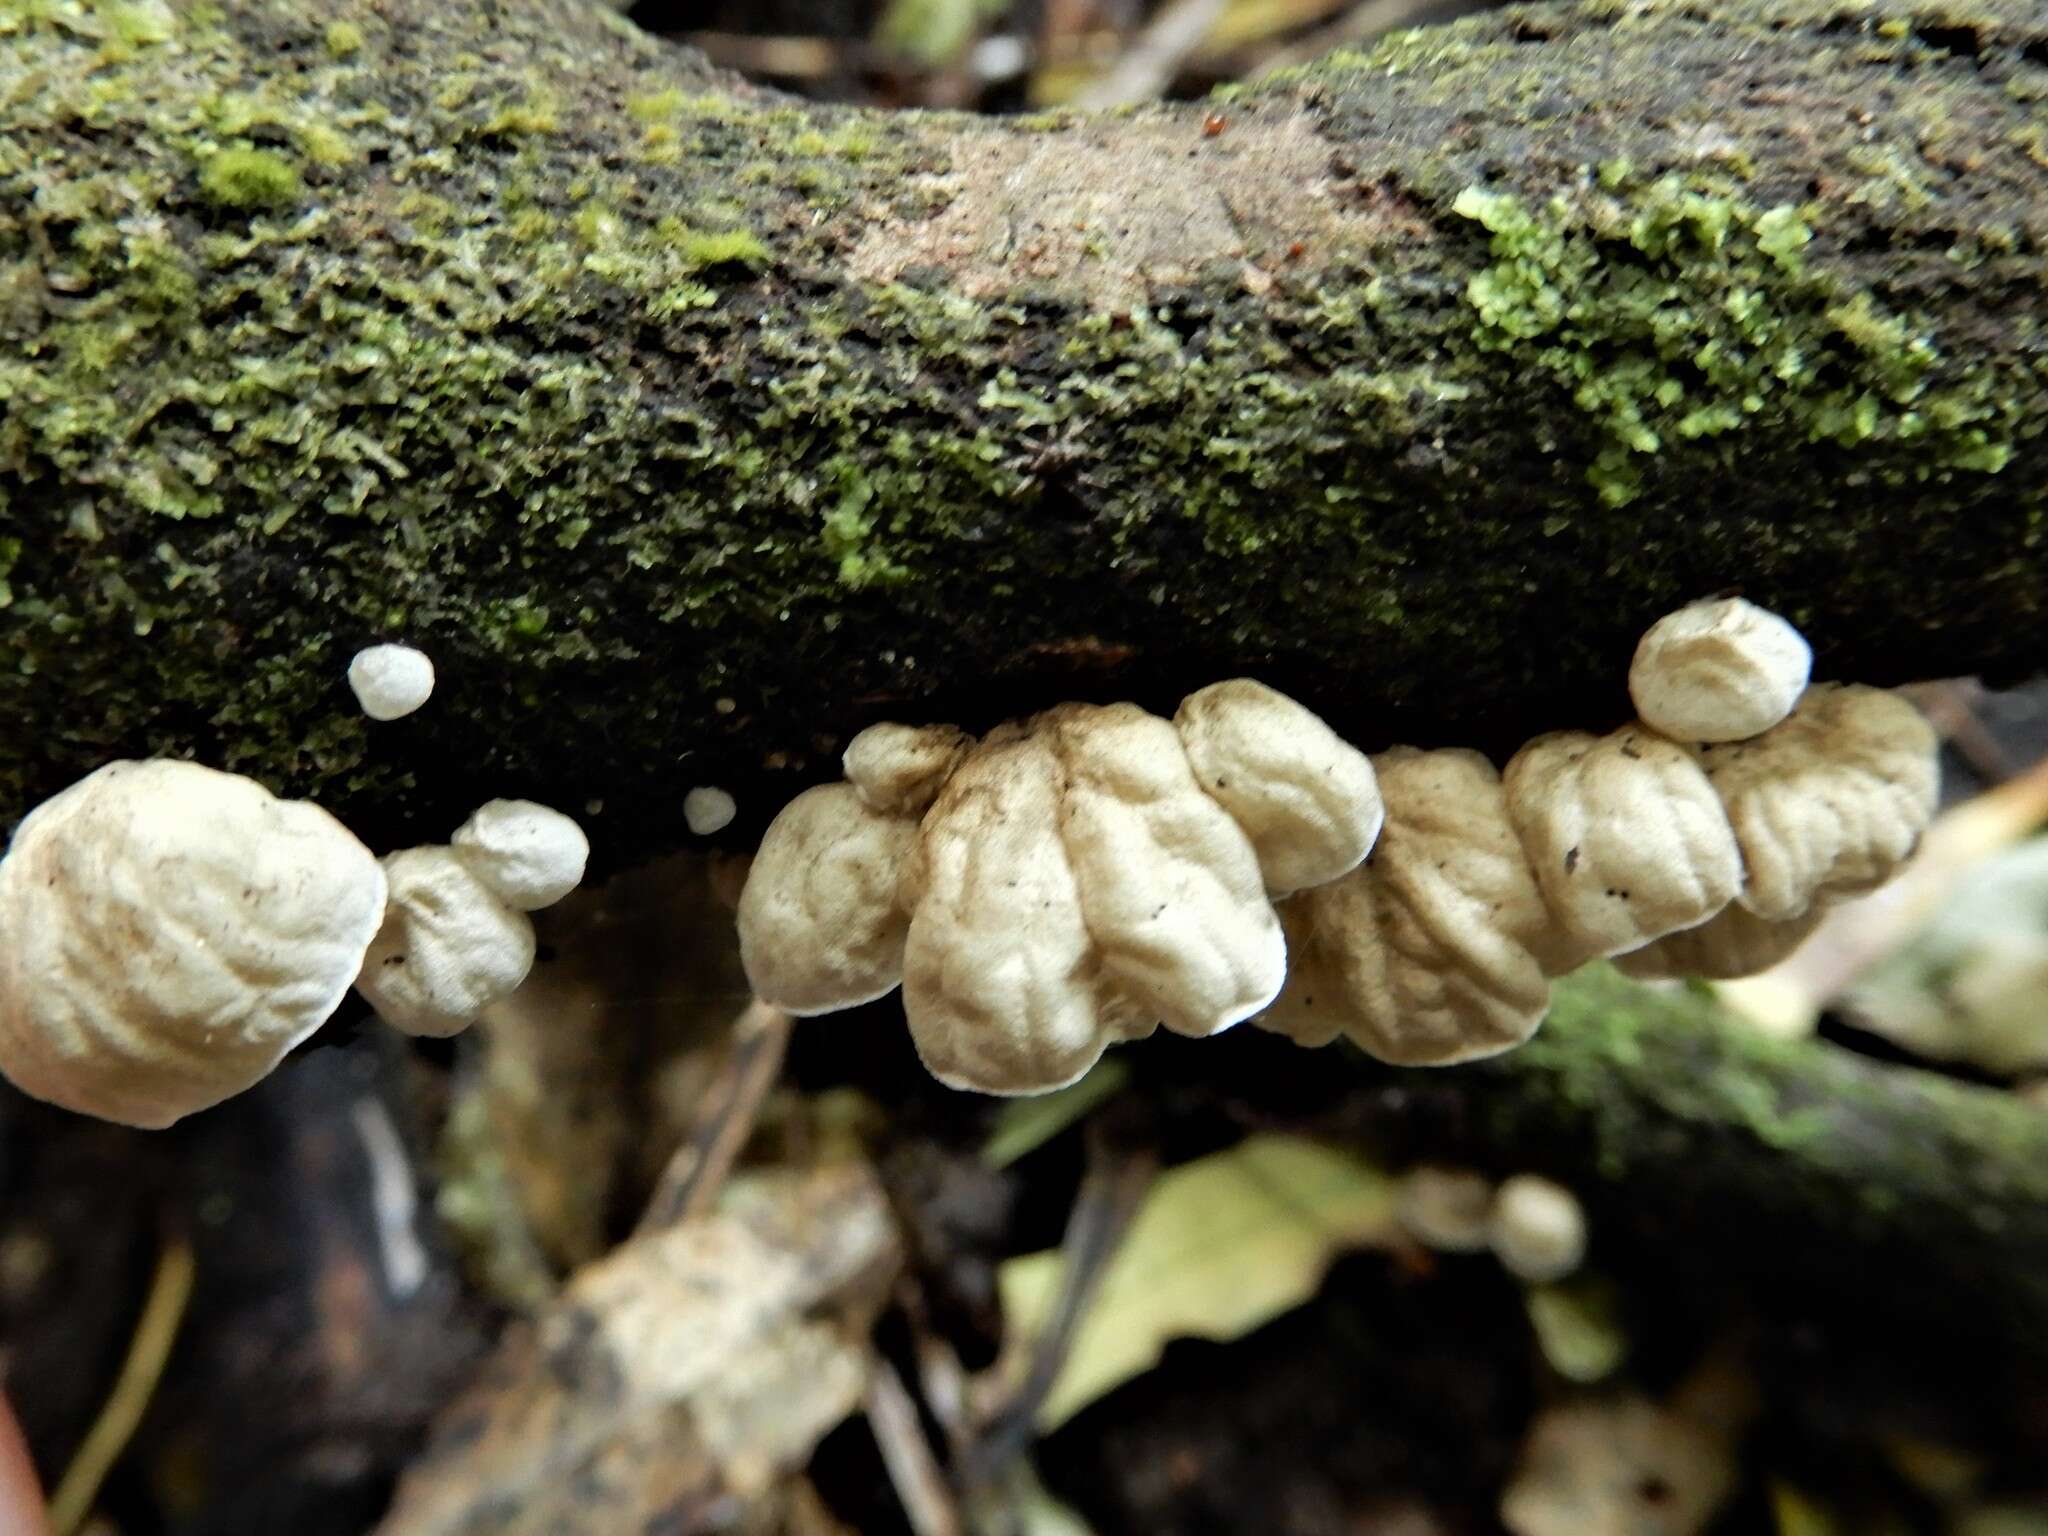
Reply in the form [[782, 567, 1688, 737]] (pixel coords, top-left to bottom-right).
[[1330, 968, 2048, 1362], [1, 0, 2044, 856]]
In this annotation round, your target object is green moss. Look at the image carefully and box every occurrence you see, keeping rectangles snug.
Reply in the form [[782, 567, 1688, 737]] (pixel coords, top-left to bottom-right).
[[323, 19, 361, 56], [1509, 968, 2048, 1250], [0, 0, 2041, 845], [197, 146, 301, 211], [1450, 176, 2017, 506], [667, 226, 769, 272]]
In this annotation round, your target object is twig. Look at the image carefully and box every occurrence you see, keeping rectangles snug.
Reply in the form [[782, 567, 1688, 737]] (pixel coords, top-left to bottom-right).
[[897, 1277, 976, 1461], [635, 998, 793, 1231], [1072, 0, 1229, 107], [961, 1127, 1156, 1487], [47, 1234, 196, 1536], [1253, 0, 1473, 73], [865, 1351, 964, 1536]]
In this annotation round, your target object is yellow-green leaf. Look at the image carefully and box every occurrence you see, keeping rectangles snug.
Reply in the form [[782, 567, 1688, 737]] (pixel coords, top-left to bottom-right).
[[998, 1134, 1393, 1428]]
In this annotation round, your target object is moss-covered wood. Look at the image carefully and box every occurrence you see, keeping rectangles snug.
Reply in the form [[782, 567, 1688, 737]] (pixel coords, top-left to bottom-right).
[[2, 0, 2044, 855], [1331, 967, 2048, 1360]]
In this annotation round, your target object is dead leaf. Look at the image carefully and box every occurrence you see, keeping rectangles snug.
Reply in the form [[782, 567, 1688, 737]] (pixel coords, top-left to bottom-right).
[[376, 1160, 901, 1536]]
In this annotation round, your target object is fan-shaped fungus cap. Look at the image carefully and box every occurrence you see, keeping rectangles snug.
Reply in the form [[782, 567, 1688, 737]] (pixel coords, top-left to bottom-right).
[[1504, 726, 1743, 960], [738, 783, 920, 1016], [1489, 1174, 1588, 1283], [347, 642, 436, 721], [1692, 683, 1939, 921], [1173, 679, 1383, 895], [843, 723, 974, 817], [0, 760, 387, 1128], [1613, 899, 1830, 981], [355, 847, 536, 1037], [1629, 598, 1810, 743], [1264, 748, 1568, 1066], [450, 799, 588, 911]]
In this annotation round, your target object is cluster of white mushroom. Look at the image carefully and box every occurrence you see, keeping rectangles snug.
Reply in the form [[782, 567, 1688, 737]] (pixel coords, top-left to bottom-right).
[[737, 598, 1939, 1093], [0, 760, 587, 1127], [1396, 1165, 1589, 1284]]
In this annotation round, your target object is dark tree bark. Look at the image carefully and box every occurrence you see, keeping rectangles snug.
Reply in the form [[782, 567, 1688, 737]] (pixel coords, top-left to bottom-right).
[[1, 0, 2044, 856]]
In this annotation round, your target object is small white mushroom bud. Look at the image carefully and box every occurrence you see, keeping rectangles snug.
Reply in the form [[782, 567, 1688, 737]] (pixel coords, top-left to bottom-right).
[[450, 799, 588, 911], [683, 786, 737, 836], [738, 783, 920, 1016], [843, 723, 974, 816], [347, 643, 436, 721], [1504, 725, 1743, 961], [1488, 1174, 1588, 1283], [1629, 598, 1811, 743], [1173, 678, 1383, 895], [1692, 683, 1939, 921], [901, 729, 1151, 1094], [1264, 748, 1569, 1066], [1613, 899, 1830, 981], [355, 847, 536, 1037], [1396, 1165, 1497, 1253], [0, 760, 387, 1127]]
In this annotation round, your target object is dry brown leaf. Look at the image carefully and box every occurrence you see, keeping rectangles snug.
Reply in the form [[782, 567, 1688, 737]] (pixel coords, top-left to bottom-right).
[[376, 1160, 902, 1536]]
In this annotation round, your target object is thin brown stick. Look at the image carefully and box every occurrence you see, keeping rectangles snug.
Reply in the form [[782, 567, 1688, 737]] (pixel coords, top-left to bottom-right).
[[635, 998, 793, 1231], [865, 1351, 964, 1536], [961, 1127, 1157, 1487]]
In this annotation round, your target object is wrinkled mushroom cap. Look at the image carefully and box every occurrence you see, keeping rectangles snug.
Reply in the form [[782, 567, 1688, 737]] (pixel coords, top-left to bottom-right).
[[1488, 1174, 1588, 1283], [1504, 726, 1742, 960], [843, 723, 974, 817], [1267, 748, 1563, 1066], [1629, 598, 1811, 743], [1692, 683, 1939, 921], [450, 799, 589, 911], [1045, 702, 1285, 1038], [355, 847, 536, 1037], [738, 783, 920, 1017], [1173, 678, 1383, 895], [901, 729, 1152, 1095], [1612, 899, 1830, 981], [0, 760, 387, 1127]]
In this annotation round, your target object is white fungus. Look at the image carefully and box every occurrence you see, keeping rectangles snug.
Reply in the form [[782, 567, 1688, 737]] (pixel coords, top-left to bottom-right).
[[1395, 1165, 1497, 1253], [1629, 597, 1811, 743], [0, 760, 387, 1128], [684, 786, 739, 836], [450, 799, 588, 911], [1173, 678, 1383, 895], [347, 643, 436, 721], [1488, 1173, 1589, 1283], [354, 847, 537, 1037], [1503, 725, 1743, 959], [1690, 682, 1939, 920], [1262, 747, 1572, 1066], [739, 783, 920, 1017]]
